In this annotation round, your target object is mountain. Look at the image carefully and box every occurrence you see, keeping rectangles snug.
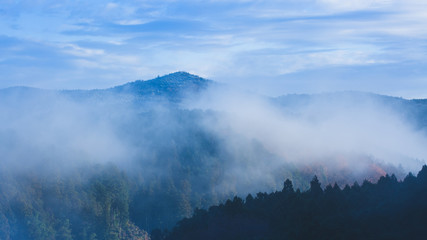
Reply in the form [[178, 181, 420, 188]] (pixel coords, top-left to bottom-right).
[[59, 71, 213, 103], [1, 72, 427, 239], [111, 71, 211, 99]]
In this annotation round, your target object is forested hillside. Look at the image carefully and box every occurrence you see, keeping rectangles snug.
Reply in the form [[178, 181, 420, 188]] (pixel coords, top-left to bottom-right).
[[163, 165, 427, 240], [1, 72, 427, 239], [0, 164, 149, 240]]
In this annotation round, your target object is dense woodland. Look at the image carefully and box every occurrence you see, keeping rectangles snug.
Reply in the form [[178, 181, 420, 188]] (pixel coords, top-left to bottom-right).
[[159, 165, 427, 240], [2, 161, 424, 240], [0, 164, 150, 240]]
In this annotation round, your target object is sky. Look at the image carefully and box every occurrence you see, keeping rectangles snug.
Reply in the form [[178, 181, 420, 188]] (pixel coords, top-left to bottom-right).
[[1, 0, 427, 98]]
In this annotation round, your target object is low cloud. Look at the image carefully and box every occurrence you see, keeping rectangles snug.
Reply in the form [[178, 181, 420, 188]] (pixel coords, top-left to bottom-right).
[[1, 76, 426, 194], [185, 86, 427, 190]]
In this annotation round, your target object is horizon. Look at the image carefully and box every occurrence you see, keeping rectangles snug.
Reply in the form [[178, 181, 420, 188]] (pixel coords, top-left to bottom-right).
[[1, 71, 424, 100], [1, 1, 427, 98]]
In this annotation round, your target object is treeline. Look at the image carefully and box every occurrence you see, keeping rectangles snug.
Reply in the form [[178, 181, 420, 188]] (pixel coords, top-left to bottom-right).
[[0, 158, 424, 240], [161, 166, 427, 240]]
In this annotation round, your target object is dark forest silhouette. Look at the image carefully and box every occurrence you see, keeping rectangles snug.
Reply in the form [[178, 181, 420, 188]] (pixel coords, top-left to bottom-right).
[[158, 166, 427, 240]]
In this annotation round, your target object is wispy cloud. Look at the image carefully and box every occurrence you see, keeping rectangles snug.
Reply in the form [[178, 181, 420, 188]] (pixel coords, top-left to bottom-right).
[[0, 0, 426, 97]]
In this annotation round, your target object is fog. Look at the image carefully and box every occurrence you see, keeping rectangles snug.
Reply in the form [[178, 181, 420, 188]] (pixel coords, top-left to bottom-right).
[[197, 88, 427, 168], [0, 90, 129, 172], [0, 82, 426, 194], [185, 86, 427, 189]]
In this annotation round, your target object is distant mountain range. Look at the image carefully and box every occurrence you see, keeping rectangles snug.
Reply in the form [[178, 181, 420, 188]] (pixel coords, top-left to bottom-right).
[[2, 71, 427, 135], [2, 71, 427, 132], [2, 71, 426, 108]]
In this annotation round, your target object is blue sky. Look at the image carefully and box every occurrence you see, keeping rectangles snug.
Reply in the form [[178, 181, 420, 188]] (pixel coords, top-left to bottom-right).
[[1, 0, 427, 97]]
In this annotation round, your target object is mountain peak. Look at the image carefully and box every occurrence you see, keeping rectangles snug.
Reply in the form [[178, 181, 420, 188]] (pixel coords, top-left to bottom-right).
[[162, 71, 195, 78], [150, 71, 207, 84], [111, 72, 212, 102]]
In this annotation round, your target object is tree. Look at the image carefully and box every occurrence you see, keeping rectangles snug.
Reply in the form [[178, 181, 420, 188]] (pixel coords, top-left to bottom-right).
[[282, 179, 294, 194], [27, 212, 56, 240], [0, 213, 11, 240], [309, 176, 322, 196], [56, 219, 73, 240]]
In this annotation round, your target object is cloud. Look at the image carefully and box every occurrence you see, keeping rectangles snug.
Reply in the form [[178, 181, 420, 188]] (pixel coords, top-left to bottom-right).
[[115, 19, 150, 26], [0, 0, 427, 97], [61, 44, 105, 57], [105, 2, 119, 10], [316, 0, 391, 12], [187, 86, 427, 178], [0, 90, 133, 173], [1, 76, 426, 195]]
